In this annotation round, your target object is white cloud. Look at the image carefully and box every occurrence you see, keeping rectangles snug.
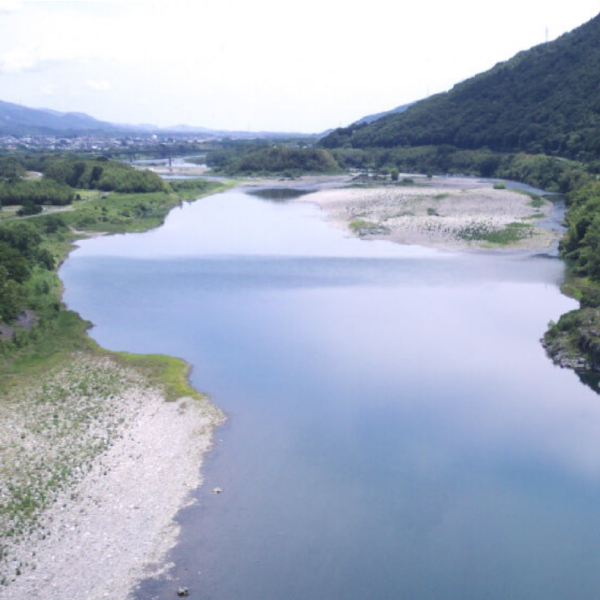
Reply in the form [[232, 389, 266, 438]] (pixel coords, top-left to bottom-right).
[[0, 49, 37, 73], [0, 0, 21, 13], [86, 79, 111, 92], [0, 1, 598, 131]]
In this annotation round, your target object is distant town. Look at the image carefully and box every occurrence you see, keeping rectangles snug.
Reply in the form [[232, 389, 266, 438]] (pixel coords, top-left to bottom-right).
[[0, 133, 215, 155]]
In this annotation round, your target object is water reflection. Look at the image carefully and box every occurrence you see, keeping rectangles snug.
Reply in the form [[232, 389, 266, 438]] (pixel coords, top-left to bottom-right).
[[246, 187, 313, 202], [59, 187, 600, 600]]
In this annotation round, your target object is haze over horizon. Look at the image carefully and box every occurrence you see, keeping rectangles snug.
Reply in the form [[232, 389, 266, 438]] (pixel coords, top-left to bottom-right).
[[0, 0, 598, 133]]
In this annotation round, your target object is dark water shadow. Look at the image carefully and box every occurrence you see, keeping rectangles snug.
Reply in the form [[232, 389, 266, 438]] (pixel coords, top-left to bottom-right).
[[577, 369, 600, 394], [246, 188, 312, 202]]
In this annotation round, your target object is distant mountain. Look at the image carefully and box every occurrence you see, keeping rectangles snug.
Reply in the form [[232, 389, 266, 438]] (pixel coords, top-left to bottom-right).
[[321, 12, 600, 160], [0, 99, 318, 139], [0, 100, 122, 135], [352, 102, 414, 126]]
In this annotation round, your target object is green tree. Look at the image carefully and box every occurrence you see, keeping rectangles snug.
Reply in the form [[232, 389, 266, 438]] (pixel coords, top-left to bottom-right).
[[0, 266, 20, 321], [0, 241, 30, 283]]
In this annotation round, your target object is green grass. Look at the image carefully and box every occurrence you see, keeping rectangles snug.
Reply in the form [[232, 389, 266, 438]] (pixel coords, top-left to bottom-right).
[[561, 282, 584, 300], [74, 189, 103, 201], [513, 189, 547, 208], [349, 219, 376, 232], [528, 194, 546, 208], [0, 310, 95, 396], [558, 274, 600, 307], [114, 352, 202, 401], [59, 190, 182, 233], [4, 180, 230, 235], [457, 221, 533, 245]]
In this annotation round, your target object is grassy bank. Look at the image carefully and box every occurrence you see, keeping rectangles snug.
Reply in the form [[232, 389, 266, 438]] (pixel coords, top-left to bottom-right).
[[0, 176, 230, 574], [1, 176, 231, 385]]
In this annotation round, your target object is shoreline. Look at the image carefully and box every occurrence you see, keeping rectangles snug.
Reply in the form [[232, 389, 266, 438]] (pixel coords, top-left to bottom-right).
[[0, 352, 224, 600], [0, 179, 229, 599]]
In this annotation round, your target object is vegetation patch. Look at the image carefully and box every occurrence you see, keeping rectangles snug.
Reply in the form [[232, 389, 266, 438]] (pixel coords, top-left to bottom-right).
[[543, 308, 600, 372], [208, 145, 341, 176], [527, 194, 546, 208], [114, 353, 202, 402], [44, 157, 166, 194], [457, 221, 533, 245], [0, 179, 74, 208], [349, 219, 377, 232]]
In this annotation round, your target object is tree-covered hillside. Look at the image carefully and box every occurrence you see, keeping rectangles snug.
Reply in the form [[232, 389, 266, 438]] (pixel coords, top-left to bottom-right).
[[322, 13, 600, 161], [207, 145, 341, 176]]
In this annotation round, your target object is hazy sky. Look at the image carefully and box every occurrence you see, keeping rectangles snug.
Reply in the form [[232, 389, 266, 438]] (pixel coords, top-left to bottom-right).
[[0, 1, 598, 133]]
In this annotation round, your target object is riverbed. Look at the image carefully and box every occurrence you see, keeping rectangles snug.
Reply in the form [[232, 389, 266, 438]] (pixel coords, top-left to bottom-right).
[[58, 185, 600, 600]]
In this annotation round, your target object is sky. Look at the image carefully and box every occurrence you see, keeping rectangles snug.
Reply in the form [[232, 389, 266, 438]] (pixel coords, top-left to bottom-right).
[[0, 1, 598, 133]]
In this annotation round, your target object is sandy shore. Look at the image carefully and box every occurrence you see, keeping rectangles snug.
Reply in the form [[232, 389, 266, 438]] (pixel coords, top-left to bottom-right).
[[0, 354, 223, 600], [297, 175, 560, 251]]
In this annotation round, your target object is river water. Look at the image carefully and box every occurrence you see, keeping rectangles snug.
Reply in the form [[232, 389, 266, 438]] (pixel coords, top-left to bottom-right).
[[59, 187, 600, 600]]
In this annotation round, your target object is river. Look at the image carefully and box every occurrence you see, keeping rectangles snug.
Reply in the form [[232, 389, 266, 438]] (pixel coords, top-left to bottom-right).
[[59, 186, 600, 600]]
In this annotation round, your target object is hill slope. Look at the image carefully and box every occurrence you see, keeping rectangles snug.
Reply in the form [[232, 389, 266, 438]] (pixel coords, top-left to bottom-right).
[[322, 13, 600, 160]]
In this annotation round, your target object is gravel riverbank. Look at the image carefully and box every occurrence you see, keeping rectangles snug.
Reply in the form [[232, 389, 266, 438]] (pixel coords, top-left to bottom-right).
[[298, 175, 559, 251], [0, 353, 223, 600]]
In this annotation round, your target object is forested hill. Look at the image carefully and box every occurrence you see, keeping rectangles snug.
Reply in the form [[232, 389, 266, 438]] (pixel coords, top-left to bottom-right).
[[321, 13, 600, 160]]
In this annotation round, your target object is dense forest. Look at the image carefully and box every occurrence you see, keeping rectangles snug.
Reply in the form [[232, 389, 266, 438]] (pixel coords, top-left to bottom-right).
[[321, 14, 600, 161], [43, 157, 166, 193], [207, 144, 340, 176], [0, 179, 74, 209], [0, 219, 60, 322]]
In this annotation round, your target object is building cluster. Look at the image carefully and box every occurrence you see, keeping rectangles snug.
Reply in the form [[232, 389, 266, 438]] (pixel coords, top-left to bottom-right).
[[0, 134, 211, 153]]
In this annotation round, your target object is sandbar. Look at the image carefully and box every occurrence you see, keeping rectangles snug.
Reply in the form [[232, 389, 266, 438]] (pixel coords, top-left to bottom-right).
[[296, 175, 560, 251]]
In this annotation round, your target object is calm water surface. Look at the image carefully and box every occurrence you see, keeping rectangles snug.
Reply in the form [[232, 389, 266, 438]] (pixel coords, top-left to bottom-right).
[[60, 188, 600, 600]]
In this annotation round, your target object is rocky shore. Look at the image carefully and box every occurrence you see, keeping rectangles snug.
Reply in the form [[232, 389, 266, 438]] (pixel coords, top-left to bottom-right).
[[542, 307, 600, 372]]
